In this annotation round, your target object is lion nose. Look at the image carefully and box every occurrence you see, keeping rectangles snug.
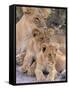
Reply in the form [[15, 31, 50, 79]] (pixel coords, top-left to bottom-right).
[[43, 69, 49, 75]]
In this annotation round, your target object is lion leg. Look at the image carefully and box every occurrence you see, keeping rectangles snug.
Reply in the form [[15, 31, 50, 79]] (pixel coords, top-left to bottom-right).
[[35, 68, 46, 81], [21, 52, 33, 73], [55, 54, 65, 73], [27, 62, 36, 76], [46, 66, 57, 81], [35, 63, 46, 81], [16, 52, 26, 65]]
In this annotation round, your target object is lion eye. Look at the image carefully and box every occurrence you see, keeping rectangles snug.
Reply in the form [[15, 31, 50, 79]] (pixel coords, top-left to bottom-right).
[[48, 53, 51, 57], [33, 33, 37, 37], [35, 17, 40, 21], [40, 37, 43, 40], [34, 17, 40, 24]]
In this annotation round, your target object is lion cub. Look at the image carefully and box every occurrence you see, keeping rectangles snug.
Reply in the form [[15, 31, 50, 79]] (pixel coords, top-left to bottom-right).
[[35, 43, 57, 81], [21, 28, 46, 76], [35, 43, 65, 81]]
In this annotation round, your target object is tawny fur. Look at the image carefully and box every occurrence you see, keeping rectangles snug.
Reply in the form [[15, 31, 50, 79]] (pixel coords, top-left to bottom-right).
[[16, 7, 51, 50], [16, 7, 65, 80]]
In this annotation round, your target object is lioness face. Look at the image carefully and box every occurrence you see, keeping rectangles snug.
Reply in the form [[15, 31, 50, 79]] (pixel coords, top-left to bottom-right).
[[42, 43, 57, 57], [22, 7, 51, 29]]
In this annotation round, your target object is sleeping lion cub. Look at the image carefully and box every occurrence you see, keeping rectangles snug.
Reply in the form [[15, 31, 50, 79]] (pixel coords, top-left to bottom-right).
[[35, 43, 65, 81]]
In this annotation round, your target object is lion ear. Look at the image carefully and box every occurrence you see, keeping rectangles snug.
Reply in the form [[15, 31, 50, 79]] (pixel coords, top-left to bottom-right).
[[41, 43, 47, 53], [42, 8, 51, 18], [32, 29, 40, 37], [22, 7, 34, 14]]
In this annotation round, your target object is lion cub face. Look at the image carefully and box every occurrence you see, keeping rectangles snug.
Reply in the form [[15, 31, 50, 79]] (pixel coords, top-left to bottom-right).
[[32, 28, 46, 43], [41, 43, 57, 64]]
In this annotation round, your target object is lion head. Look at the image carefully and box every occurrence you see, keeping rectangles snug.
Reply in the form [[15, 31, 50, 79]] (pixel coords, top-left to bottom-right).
[[32, 28, 46, 43]]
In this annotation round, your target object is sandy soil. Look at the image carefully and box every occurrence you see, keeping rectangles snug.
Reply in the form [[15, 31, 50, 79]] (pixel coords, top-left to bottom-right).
[[16, 65, 66, 84]]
